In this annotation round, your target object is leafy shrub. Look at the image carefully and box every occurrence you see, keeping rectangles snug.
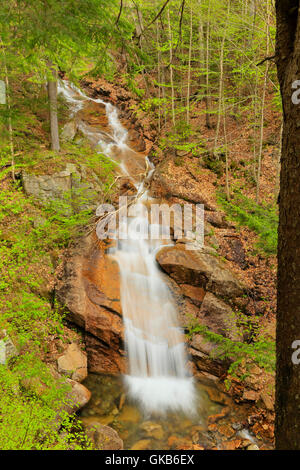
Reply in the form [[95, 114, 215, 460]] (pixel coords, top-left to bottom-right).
[[0, 355, 91, 450]]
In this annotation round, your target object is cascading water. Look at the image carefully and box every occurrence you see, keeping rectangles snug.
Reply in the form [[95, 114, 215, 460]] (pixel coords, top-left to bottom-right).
[[58, 80, 196, 416]]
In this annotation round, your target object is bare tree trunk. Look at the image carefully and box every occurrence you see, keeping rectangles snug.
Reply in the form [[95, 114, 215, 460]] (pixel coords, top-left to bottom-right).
[[214, 1, 230, 157], [223, 95, 230, 200], [0, 37, 15, 180], [252, 69, 259, 183], [156, 19, 161, 133], [186, 5, 193, 124], [275, 0, 300, 450], [47, 62, 60, 152], [256, 3, 270, 203], [167, 7, 176, 127], [275, 121, 283, 202], [204, 0, 212, 128], [4, 64, 15, 181]]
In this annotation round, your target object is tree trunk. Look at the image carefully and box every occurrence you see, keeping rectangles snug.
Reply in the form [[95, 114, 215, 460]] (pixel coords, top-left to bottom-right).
[[156, 18, 162, 133], [256, 3, 270, 203], [47, 63, 60, 152], [275, 0, 300, 450], [0, 36, 15, 180], [186, 5, 193, 124], [204, 0, 212, 128], [213, 1, 230, 158], [167, 7, 176, 127]]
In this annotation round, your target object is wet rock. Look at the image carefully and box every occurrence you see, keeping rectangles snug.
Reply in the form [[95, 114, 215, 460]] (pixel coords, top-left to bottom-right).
[[222, 439, 242, 450], [217, 424, 235, 438], [86, 334, 125, 375], [82, 421, 123, 450], [78, 101, 108, 129], [127, 129, 146, 152], [156, 245, 211, 288], [119, 393, 126, 410], [131, 439, 152, 450], [118, 405, 141, 424], [56, 234, 125, 375], [180, 284, 205, 307], [156, 244, 244, 298], [57, 342, 87, 382], [167, 436, 193, 450], [140, 421, 164, 440]]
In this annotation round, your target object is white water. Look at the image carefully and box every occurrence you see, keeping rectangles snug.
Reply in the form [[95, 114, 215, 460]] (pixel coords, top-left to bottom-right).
[[58, 80, 196, 415]]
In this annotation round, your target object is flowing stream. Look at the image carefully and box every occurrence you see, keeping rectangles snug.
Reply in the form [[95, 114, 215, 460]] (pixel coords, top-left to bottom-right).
[[58, 80, 196, 416]]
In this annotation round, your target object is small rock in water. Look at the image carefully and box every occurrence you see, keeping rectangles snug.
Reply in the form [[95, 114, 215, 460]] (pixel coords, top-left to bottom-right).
[[111, 407, 119, 416], [131, 439, 152, 450], [118, 405, 141, 424], [232, 422, 243, 431], [222, 439, 242, 450], [217, 424, 235, 438], [140, 421, 164, 440]]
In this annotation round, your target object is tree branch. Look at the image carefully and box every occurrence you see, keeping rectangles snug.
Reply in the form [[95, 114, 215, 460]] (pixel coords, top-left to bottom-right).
[[115, 0, 123, 26], [256, 54, 276, 66], [145, 0, 171, 29]]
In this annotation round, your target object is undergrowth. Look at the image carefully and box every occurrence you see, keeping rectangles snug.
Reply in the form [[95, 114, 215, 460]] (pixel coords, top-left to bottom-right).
[[187, 313, 275, 384], [0, 82, 117, 448], [217, 189, 278, 255]]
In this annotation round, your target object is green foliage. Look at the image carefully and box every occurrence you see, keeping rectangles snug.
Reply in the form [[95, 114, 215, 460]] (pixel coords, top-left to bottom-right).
[[0, 138, 116, 448], [218, 189, 278, 254], [202, 152, 225, 176], [188, 321, 275, 378], [0, 355, 91, 450]]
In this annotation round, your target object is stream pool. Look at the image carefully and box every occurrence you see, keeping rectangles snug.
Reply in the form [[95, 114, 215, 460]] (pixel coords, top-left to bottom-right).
[[80, 373, 235, 450]]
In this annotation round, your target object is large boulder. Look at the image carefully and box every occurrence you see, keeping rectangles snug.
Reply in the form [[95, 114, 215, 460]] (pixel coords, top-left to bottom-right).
[[65, 379, 92, 414], [56, 234, 125, 375], [57, 343, 88, 382], [22, 163, 102, 213], [81, 419, 123, 450], [156, 244, 245, 298]]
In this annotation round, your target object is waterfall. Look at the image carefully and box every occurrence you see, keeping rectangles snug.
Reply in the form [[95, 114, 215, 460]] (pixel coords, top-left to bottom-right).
[[58, 80, 196, 415]]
